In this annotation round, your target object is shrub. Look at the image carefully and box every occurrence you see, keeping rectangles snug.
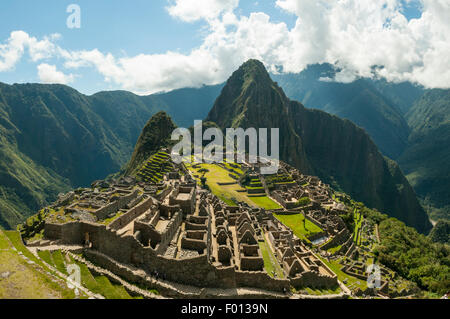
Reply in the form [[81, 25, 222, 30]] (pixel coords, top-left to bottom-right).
[[296, 197, 311, 207]]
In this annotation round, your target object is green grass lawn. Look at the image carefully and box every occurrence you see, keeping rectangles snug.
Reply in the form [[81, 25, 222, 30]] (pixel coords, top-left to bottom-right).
[[304, 286, 341, 295], [249, 196, 282, 210], [37, 250, 54, 266], [4, 231, 50, 268], [258, 240, 284, 278], [0, 231, 76, 299], [326, 244, 343, 254], [0, 231, 10, 250], [273, 213, 323, 241], [185, 162, 281, 209], [51, 250, 68, 275], [36, 250, 70, 276]]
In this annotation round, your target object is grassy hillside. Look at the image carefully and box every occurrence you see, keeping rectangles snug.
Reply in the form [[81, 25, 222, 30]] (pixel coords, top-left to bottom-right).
[[0, 230, 77, 299]]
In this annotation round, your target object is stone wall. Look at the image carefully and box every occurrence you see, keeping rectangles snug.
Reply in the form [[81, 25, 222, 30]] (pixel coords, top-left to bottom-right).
[[290, 271, 338, 289], [109, 196, 154, 230], [181, 230, 207, 252], [43, 219, 317, 292], [94, 190, 139, 220], [321, 227, 350, 251], [235, 271, 290, 292], [240, 256, 264, 271]]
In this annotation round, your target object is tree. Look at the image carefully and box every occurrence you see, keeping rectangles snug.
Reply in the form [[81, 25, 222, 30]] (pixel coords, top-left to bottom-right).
[[200, 176, 207, 188]]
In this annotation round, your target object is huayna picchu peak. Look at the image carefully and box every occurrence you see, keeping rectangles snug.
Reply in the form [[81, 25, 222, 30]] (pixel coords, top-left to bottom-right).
[[207, 60, 432, 234]]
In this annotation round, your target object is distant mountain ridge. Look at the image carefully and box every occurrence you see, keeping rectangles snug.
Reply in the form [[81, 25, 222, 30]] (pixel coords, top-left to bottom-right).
[[0, 82, 221, 228], [207, 60, 432, 233], [399, 89, 450, 221], [0, 61, 445, 230], [272, 64, 422, 159]]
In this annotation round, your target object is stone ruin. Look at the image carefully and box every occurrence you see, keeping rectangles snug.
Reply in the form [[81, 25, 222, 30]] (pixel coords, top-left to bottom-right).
[[31, 159, 363, 297]]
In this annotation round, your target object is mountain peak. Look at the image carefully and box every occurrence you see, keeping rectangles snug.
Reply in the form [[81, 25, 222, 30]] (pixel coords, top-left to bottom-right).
[[125, 111, 176, 175], [205, 62, 431, 233], [228, 59, 272, 87], [206, 59, 289, 130]]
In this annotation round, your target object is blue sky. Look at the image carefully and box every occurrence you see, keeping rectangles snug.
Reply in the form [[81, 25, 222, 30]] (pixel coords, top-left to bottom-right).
[[1, 0, 447, 95]]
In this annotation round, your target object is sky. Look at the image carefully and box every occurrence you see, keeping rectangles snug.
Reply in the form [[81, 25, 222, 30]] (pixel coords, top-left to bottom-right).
[[0, 0, 448, 95]]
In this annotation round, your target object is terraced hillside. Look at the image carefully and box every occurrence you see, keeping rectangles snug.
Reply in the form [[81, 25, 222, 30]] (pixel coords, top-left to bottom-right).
[[265, 173, 296, 190], [136, 151, 172, 183], [36, 249, 138, 299]]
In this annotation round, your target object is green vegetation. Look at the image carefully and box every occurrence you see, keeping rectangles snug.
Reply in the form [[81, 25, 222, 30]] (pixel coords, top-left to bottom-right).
[[0, 230, 76, 299], [126, 112, 176, 176], [71, 260, 132, 299], [296, 197, 311, 207], [326, 244, 343, 254], [185, 161, 280, 209], [399, 89, 450, 221], [101, 212, 124, 226], [353, 209, 363, 244], [318, 256, 368, 291], [374, 218, 450, 295], [248, 196, 282, 210], [259, 239, 284, 278], [265, 173, 295, 190], [4, 231, 48, 268], [135, 150, 172, 183], [273, 213, 323, 241], [303, 286, 341, 296], [37, 250, 54, 266], [429, 220, 450, 244], [51, 250, 68, 275]]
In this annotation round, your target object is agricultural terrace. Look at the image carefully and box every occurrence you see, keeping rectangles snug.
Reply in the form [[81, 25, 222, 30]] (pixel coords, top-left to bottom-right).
[[184, 160, 281, 209], [37, 250, 149, 299], [264, 173, 296, 189], [317, 256, 368, 291], [137, 151, 172, 183], [0, 230, 77, 299], [353, 209, 363, 245]]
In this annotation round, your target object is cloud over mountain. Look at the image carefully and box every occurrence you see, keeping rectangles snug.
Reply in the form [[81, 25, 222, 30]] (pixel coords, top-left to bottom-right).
[[0, 0, 449, 94], [37, 63, 74, 84]]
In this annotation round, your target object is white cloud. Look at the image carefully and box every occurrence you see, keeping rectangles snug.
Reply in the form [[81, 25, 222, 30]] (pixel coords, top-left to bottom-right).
[[0, 31, 59, 72], [37, 63, 74, 84], [273, 0, 450, 88], [167, 0, 239, 22], [1, 1, 450, 93]]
